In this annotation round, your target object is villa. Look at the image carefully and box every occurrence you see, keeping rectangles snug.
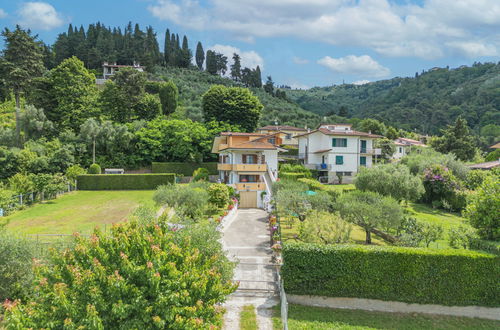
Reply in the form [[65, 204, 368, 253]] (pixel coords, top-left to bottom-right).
[[212, 132, 282, 208], [393, 137, 427, 159], [257, 125, 307, 147], [297, 124, 381, 183]]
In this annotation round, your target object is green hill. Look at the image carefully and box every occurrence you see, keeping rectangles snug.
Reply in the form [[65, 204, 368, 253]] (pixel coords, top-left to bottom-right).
[[287, 63, 500, 135]]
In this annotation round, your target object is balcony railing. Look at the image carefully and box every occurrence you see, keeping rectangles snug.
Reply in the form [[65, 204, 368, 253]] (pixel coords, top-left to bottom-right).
[[217, 163, 267, 172], [360, 148, 381, 155], [234, 182, 266, 191]]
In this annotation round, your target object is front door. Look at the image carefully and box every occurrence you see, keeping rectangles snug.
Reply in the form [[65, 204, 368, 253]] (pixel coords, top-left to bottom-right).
[[240, 191, 257, 208]]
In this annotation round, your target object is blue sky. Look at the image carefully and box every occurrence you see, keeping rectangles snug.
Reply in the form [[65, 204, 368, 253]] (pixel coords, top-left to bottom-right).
[[1, 0, 499, 88]]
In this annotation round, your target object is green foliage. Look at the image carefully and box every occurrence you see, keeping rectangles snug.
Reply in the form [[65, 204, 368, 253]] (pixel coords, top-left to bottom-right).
[[202, 85, 263, 132], [152, 162, 218, 176], [374, 138, 396, 162], [401, 147, 470, 180], [0, 233, 38, 301], [8, 173, 34, 194], [282, 242, 500, 306], [207, 183, 230, 208], [280, 164, 311, 176], [3, 219, 236, 328], [485, 149, 500, 161], [192, 167, 210, 182], [337, 191, 403, 244], [298, 178, 352, 198], [464, 177, 500, 240], [88, 163, 101, 174], [354, 164, 424, 202], [431, 117, 477, 161], [158, 81, 178, 115], [420, 222, 444, 248], [422, 164, 466, 211], [135, 93, 161, 121], [153, 184, 209, 220], [0, 189, 16, 215], [298, 211, 352, 244], [280, 172, 310, 180], [356, 118, 386, 135], [464, 169, 492, 190], [65, 165, 86, 183], [77, 174, 175, 190], [449, 226, 479, 249], [470, 239, 500, 256]]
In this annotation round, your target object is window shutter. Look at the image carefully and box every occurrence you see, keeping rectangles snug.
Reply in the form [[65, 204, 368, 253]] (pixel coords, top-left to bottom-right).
[[343, 138, 347, 147], [332, 138, 337, 147], [242, 155, 247, 164]]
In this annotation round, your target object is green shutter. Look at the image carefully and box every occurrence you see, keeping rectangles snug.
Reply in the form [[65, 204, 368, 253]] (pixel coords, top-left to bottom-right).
[[343, 138, 347, 147], [360, 156, 366, 165], [336, 156, 343, 164], [332, 138, 337, 147]]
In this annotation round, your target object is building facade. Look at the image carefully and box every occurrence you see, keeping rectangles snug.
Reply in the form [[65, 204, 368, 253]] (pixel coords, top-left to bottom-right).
[[257, 125, 307, 147], [297, 124, 381, 183], [212, 132, 281, 208], [392, 137, 427, 159]]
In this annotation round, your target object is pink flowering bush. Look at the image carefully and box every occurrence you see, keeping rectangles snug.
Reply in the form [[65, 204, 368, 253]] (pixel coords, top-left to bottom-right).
[[422, 165, 466, 210], [4, 220, 236, 328]]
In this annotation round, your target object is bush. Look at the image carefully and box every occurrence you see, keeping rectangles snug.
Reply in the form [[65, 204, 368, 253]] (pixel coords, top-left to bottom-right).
[[193, 167, 210, 182], [88, 163, 101, 174], [298, 178, 343, 198], [282, 242, 500, 307], [298, 211, 352, 244], [207, 183, 230, 208], [470, 239, 500, 256], [280, 172, 310, 180], [448, 226, 479, 249], [3, 220, 236, 328], [422, 164, 466, 211], [65, 164, 86, 184], [0, 233, 37, 301], [464, 177, 500, 240], [152, 162, 218, 176], [77, 174, 175, 190], [0, 189, 16, 216], [153, 184, 209, 220], [280, 164, 311, 177]]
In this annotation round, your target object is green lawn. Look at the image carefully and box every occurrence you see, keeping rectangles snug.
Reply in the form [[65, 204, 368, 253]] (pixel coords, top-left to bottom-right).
[[406, 202, 470, 249], [2, 190, 155, 236], [273, 304, 500, 330]]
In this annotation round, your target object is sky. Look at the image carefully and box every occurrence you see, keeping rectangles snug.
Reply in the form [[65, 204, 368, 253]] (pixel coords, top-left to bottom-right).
[[1, 0, 499, 88]]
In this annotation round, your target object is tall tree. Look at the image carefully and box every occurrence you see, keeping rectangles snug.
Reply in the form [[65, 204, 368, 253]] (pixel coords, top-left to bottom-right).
[[205, 50, 217, 75], [264, 76, 274, 95], [159, 81, 179, 115], [0, 26, 45, 145], [230, 53, 242, 81], [431, 117, 477, 161], [180, 35, 192, 68], [164, 28, 171, 66], [254, 66, 262, 88], [195, 41, 204, 70], [202, 85, 263, 132]]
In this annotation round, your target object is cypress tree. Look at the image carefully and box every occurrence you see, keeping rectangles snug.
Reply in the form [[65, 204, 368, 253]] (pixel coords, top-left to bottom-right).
[[164, 28, 171, 66], [230, 53, 242, 81], [206, 50, 217, 75], [180, 35, 192, 68], [195, 41, 204, 70], [254, 66, 262, 88]]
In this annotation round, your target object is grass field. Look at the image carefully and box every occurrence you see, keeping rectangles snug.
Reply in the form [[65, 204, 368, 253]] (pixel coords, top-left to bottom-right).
[[273, 304, 500, 330], [2, 190, 155, 236]]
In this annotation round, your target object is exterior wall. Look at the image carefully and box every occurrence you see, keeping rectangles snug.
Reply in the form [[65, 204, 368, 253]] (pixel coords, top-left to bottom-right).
[[257, 129, 305, 146], [393, 145, 407, 159]]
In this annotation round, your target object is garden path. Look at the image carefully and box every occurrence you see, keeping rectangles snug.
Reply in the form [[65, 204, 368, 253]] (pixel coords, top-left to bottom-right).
[[222, 208, 279, 330]]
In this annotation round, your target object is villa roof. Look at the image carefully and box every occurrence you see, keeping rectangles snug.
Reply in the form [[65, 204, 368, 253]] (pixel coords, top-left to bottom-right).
[[258, 125, 307, 132], [216, 132, 280, 151], [395, 137, 426, 146], [220, 132, 266, 136], [296, 128, 382, 139]]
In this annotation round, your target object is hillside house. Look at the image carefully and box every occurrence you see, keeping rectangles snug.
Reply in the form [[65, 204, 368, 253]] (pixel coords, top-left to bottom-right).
[[102, 61, 145, 79], [212, 132, 282, 208], [257, 125, 307, 147], [297, 124, 381, 183], [393, 137, 427, 159]]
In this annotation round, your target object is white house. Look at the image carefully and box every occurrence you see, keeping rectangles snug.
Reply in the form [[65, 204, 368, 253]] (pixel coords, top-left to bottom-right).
[[297, 124, 382, 183], [392, 137, 427, 159], [102, 61, 145, 79], [212, 132, 282, 209]]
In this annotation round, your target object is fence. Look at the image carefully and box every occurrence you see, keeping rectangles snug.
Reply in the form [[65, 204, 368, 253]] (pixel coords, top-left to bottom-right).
[[276, 207, 289, 329]]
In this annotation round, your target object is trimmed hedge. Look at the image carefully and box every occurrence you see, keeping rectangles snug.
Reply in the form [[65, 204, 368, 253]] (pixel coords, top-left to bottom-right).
[[280, 172, 310, 180], [298, 178, 354, 196], [152, 162, 218, 176], [282, 242, 500, 307], [77, 174, 175, 190]]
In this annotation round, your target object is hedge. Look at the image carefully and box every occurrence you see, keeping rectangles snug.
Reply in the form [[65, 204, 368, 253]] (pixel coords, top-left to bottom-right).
[[152, 162, 218, 176], [470, 238, 500, 256], [280, 172, 310, 180], [77, 174, 175, 190], [298, 178, 354, 196], [282, 242, 500, 307]]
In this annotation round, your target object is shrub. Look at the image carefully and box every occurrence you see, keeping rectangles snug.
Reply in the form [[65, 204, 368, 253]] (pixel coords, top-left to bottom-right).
[[464, 170, 491, 190], [88, 163, 101, 174], [193, 167, 210, 182], [65, 165, 86, 185], [280, 172, 309, 181], [3, 220, 236, 328], [207, 183, 230, 208], [8, 173, 34, 195], [464, 177, 500, 240], [470, 239, 500, 256], [298, 178, 343, 198], [77, 174, 175, 190], [282, 242, 500, 307], [153, 184, 209, 220], [0, 233, 37, 301], [298, 211, 352, 244], [449, 226, 479, 249], [0, 189, 16, 216], [422, 164, 466, 211], [151, 162, 218, 176]]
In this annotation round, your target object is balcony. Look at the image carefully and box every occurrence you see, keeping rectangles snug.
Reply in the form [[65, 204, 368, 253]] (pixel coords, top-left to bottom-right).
[[305, 163, 332, 170], [235, 182, 266, 191], [360, 148, 381, 155], [217, 163, 267, 172]]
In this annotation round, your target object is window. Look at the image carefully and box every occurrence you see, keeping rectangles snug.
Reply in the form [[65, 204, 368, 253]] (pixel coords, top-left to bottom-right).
[[268, 138, 276, 144], [360, 156, 366, 166], [239, 175, 259, 183], [286, 134, 292, 140], [242, 154, 257, 164], [335, 155, 344, 165], [332, 138, 347, 147], [399, 147, 403, 153], [219, 155, 229, 164]]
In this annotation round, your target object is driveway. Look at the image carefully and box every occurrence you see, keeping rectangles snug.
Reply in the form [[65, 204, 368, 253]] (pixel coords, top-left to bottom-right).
[[222, 208, 279, 330]]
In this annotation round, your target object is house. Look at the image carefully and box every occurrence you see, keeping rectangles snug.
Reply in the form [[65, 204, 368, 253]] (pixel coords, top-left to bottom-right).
[[102, 61, 145, 79], [296, 124, 382, 183], [212, 132, 282, 208], [256, 125, 307, 147], [392, 137, 427, 159], [490, 142, 500, 149]]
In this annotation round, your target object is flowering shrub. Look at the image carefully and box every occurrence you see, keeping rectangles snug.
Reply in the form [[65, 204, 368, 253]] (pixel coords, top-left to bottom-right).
[[422, 165, 465, 211], [4, 220, 236, 328]]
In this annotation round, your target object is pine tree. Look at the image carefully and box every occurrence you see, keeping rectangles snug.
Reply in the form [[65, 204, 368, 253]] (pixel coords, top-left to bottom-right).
[[230, 53, 241, 81], [1, 26, 45, 145], [195, 41, 204, 70], [164, 29, 171, 66]]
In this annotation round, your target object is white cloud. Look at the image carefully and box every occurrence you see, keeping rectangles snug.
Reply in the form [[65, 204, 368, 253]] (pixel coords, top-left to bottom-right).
[[147, 0, 500, 59], [292, 56, 309, 65], [209, 44, 264, 70], [17, 2, 64, 30], [318, 55, 390, 78], [353, 80, 370, 85], [0, 8, 7, 19]]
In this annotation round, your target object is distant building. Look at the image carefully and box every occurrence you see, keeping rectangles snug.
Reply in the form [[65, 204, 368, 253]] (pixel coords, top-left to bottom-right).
[[468, 160, 500, 170], [96, 62, 145, 84], [392, 137, 427, 159], [297, 124, 382, 183], [257, 125, 307, 147], [490, 142, 500, 149]]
